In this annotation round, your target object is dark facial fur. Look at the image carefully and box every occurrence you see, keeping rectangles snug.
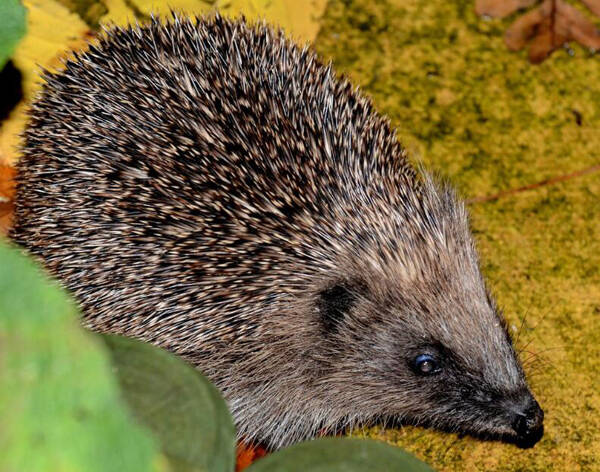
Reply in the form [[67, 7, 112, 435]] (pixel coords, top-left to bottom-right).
[[11, 15, 543, 450]]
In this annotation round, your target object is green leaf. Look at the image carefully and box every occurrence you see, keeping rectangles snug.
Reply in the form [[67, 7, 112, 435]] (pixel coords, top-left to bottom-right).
[[246, 437, 436, 472], [0, 0, 27, 69], [102, 334, 236, 472], [0, 240, 158, 472]]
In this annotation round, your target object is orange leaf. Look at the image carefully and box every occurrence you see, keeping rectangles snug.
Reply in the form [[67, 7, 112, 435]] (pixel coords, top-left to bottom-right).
[[236, 442, 268, 472], [0, 164, 15, 236]]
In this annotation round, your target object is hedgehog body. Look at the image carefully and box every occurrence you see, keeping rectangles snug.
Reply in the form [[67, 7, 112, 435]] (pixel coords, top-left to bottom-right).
[[11, 16, 543, 449]]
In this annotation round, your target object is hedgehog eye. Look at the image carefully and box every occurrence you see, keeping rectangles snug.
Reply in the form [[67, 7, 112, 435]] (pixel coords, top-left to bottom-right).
[[413, 354, 441, 376]]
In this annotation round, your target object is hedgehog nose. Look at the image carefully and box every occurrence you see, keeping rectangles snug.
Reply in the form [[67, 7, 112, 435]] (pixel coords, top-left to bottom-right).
[[512, 397, 544, 448]]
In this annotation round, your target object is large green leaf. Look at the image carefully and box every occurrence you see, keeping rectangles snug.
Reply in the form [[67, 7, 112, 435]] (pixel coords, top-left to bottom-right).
[[0, 241, 157, 472], [0, 0, 26, 69], [102, 334, 236, 472], [247, 437, 436, 472]]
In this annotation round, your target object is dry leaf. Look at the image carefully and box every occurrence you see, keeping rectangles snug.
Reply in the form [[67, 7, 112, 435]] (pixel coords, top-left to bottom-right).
[[0, 164, 15, 236], [215, 0, 327, 42], [505, 3, 551, 51], [98, 0, 327, 42], [475, 0, 537, 19], [558, 0, 600, 50], [235, 442, 267, 472], [581, 0, 600, 16], [479, 0, 600, 63], [0, 0, 91, 165], [527, 20, 566, 63]]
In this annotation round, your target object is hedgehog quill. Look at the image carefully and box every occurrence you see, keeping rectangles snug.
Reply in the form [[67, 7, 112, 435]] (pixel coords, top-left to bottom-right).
[[11, 15, 543, 450]]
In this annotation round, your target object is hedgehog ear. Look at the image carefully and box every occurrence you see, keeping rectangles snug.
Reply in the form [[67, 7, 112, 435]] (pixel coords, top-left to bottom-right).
[[317, 283, 358, 333]]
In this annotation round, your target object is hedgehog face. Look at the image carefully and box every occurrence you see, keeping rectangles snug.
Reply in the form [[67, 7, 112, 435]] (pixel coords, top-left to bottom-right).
[[312, 204, 544, 449], [382, 309, 544, 450], [315, 269, 543, 449]]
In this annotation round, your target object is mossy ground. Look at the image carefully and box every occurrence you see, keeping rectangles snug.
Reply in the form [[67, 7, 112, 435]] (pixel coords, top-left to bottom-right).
[[314, 1, 600, 470]]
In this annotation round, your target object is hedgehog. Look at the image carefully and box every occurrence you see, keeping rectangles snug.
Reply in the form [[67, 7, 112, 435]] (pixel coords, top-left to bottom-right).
[[11, 14, 544, 450]]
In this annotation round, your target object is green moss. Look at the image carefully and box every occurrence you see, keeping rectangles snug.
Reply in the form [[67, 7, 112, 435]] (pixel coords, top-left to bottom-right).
[[315, 1, 600, 470]]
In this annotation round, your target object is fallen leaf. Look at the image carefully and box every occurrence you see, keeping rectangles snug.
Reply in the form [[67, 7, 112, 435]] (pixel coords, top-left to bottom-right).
[[504, 2, 550, 51], [0, 164, 15, 236], [0, 0, 91, 165], [504, 0, 570, 63], [558, 0, 600, 50], [236, 442, 268, 472], [55, 0, 108, 28], [482, 0, 600, 63], [475, 0, 537, 19], [527, 19, 566, 63], [215, 0, 327, 43], [581, 0, 600, 16]]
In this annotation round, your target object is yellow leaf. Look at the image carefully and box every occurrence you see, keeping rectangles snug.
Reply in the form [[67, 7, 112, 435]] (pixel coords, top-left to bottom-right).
[[103, 0, 212, 23], [216, 0, 327, 42], [99, 0, 146, 26], [0, 0, 91, 164], [99, 0, 326, 42]]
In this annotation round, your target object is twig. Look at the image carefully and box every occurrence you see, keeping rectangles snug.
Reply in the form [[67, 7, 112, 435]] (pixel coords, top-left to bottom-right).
[[467, 163, 600, 204]]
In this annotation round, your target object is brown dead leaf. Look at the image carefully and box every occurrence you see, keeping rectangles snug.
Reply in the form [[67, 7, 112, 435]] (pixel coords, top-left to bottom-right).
[[482, 0, 600, 63], [527, 20, 567, 63], [475, 0, 537, 19], [581, 0, 600, 17], [0, 164, 15, 236], [558, 0, 600, 50], [505, 2, 551, 51]]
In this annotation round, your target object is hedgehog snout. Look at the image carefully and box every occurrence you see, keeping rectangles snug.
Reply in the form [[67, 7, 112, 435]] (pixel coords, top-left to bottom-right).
[[509, 394, 544, 448]]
